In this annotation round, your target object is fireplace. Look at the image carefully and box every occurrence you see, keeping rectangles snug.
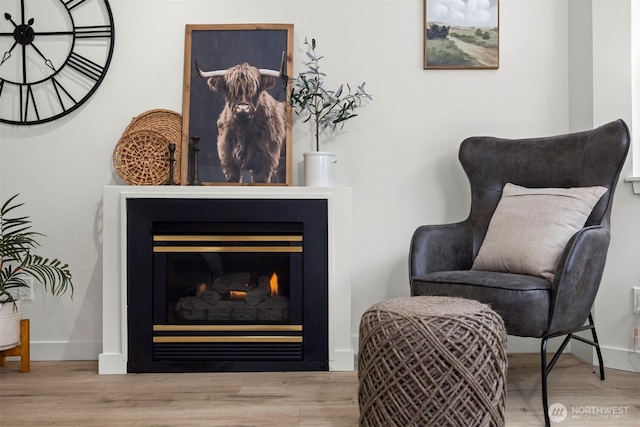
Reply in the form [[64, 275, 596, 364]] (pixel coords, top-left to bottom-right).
[[127, 198, 328, 372], [99, 186, 354, 374]]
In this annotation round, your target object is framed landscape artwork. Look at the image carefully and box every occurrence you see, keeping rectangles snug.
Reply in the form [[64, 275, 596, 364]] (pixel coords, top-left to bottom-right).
[[181, 24, 293, 185], [424, 0, 499, 69]]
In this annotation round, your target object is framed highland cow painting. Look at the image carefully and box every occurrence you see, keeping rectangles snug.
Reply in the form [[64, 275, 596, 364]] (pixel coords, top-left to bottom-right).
[[181, 24, 293, 185], [424, 0, 499, 69]]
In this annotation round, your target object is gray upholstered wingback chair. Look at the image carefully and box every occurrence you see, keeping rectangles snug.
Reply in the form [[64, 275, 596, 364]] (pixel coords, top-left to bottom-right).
[[409, 119, 630, 426]]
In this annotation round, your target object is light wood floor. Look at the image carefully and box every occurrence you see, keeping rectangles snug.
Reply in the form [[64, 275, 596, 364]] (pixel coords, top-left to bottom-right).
[[0, 354, 638, 426]]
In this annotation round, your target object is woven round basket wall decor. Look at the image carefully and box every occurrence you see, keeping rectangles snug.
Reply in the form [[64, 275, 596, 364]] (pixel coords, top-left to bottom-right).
[[114, 109, 183, 185], [113, 129, 173, 186]]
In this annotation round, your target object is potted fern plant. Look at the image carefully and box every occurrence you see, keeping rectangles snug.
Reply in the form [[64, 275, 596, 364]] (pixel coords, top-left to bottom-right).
[[284, 37, 372, 186], [0, 194, 73, 350]]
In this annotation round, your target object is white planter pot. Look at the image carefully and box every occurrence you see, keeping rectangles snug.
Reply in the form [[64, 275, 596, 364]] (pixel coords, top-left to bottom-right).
[[304, 151, 337, 187], [0, 300, 22, 351]]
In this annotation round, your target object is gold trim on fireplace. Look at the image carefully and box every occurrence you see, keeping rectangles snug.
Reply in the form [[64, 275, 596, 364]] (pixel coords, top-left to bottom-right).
[[153, 246, 302, 253], [153, 336, 303, 343], [153, 235, 303, 242], [153, 325, 303, 332]]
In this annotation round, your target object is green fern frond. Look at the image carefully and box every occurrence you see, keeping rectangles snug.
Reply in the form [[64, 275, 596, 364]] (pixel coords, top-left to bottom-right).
[[0, 194, 74, 304]]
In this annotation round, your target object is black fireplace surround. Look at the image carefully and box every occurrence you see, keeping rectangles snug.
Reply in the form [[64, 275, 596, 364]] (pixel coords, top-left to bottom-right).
[[126, 198, 329, 373]]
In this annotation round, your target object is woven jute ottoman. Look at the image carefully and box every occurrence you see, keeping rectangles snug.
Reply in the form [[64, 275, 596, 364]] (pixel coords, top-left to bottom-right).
[[358, 296, 507, 427]]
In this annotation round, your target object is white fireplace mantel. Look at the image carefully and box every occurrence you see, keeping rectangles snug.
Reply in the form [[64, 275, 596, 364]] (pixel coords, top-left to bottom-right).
[[99, 185, 353, 374]]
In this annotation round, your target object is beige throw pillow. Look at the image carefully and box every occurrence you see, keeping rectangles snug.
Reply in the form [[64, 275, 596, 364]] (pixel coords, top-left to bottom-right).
[[471, 183, 607, 281]]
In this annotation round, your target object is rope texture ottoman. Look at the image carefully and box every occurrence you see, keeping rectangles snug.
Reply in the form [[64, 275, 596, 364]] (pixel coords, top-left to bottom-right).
[[358, 296, 507, 427]]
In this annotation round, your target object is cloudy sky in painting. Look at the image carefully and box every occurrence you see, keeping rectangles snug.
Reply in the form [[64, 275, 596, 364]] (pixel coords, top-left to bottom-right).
[[427, 0, 498, 27]]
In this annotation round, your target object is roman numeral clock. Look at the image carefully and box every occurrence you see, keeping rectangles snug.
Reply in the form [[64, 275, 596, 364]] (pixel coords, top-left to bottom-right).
[[0, 0, 114, 125]]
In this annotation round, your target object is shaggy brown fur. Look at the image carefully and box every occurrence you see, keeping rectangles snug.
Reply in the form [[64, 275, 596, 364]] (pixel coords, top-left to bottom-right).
[[205, 63, 285, 183]]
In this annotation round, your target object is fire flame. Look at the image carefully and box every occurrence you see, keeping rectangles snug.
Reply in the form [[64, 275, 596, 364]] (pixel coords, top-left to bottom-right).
[[229, 291, 248, 300], [195, 283, 207, 297], [270, 272, 279, 297]]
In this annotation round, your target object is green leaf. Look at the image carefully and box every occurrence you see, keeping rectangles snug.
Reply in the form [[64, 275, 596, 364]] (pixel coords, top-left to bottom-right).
[[283, 37, 372, 151], [1, 194, 74, 304]]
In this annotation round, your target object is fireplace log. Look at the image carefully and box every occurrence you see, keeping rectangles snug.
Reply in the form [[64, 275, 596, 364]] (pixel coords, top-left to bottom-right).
[[245, 280, 270, 306], [175, 290, 289, 322], [202, 290, 222, 304], [210, 273, 253, 292]]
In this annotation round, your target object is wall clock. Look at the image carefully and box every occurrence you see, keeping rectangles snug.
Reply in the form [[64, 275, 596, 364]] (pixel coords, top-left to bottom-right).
[[0, 0, 115, 125]]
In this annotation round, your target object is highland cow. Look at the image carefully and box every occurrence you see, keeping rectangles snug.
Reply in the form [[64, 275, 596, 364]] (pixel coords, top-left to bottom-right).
[[197, 60, 286, 183]]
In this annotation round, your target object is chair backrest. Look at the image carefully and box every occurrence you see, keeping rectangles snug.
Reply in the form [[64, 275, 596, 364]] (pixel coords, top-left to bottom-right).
[[459, 119, 630, 257]]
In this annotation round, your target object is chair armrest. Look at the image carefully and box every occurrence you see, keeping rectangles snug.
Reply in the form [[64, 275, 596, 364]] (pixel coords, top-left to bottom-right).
[[409, 221, 473, 279], [547, 225, 610, 335]]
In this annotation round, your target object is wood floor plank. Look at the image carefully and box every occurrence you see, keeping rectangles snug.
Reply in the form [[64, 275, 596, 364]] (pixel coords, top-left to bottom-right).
[[1, 354, 638, 426]]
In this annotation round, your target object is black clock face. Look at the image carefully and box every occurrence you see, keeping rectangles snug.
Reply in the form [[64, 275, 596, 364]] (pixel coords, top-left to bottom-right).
[[0, 0, 114, 125]]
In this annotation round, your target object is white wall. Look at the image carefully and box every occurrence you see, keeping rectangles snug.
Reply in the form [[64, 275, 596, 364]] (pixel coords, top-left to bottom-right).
[[0, 0, 637, 371]]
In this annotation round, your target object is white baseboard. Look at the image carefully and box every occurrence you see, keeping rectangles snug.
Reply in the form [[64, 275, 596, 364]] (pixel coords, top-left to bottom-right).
[[537, 338, 640, 373], [5, 341, 101, 362], [10, 339, 639, 374], [600, 345, 640, 373]]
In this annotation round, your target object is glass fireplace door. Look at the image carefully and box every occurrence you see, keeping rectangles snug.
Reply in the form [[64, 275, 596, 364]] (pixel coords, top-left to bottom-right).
[[151, 225, 304, 361]]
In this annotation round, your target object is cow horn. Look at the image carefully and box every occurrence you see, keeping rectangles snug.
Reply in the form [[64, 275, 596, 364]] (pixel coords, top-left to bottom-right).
[[195, 60, 227, 78], [258, 69, 281, 78], [258, 51, 287, 79]]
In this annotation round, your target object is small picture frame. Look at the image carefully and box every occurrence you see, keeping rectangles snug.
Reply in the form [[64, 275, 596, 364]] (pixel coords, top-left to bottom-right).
[[181, 24, 293, 185], [424, 0, 499, 69]]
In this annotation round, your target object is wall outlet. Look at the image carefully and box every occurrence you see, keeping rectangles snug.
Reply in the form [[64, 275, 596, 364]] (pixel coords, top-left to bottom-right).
[[18, 278, 34, 301], [634, 287, 640, 314]]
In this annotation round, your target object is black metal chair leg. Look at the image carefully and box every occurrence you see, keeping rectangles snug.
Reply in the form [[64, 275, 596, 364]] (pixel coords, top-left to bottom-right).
[[540, 316, 605, 426], [588, 313, 605, 381], [541, 337, 550, 427]]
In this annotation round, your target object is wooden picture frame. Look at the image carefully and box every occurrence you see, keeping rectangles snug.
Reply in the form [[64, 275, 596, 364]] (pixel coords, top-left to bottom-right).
[[181, 24, 293, 185], [424, 0, 499, 69]]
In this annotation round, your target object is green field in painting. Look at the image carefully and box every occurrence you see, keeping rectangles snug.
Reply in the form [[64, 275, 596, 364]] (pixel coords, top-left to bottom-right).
[[426, 25, 498, 68], [450, 26, 499, 49], [426, 38, 481, 67]]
